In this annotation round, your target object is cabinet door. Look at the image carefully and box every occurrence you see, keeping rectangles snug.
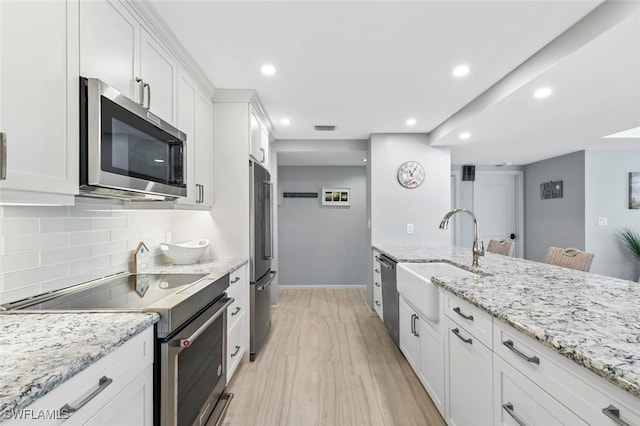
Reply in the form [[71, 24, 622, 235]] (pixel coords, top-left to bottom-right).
[[249, 111, 262, 162], [140, 28, 178, 124], [0, 0, 78, 204], [79, 0, 140, 101], [84, 366, 153, 426], [259, 124, 269, 169], [194, 90, 213, 206], [418, 319, 445, 416], [399, 297, 420, 370], [176, 70, 197, 205], [446, 318, 493, 426]]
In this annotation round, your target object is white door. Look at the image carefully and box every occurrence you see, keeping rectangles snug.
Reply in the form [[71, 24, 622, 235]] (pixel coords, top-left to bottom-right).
[[473, 172, 522, 257], [140, 28, 178, 124]]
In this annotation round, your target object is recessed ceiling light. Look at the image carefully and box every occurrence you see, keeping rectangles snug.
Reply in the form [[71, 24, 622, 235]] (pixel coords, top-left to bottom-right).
[[453, 65, 470, 77], [280, 118, 291, 125], [261, 64, 276, 76], [406, 118, 417, 126], [153, 159, 165, 163], [459, 132, 471, 140], [534, 87, 552, 98]]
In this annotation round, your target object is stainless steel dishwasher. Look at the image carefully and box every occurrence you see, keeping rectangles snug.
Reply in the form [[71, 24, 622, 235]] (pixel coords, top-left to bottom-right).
[[376, 254, 399, 346]]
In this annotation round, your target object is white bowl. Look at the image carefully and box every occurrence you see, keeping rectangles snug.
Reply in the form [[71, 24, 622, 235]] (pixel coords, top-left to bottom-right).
[[160, 239, 209, 265]]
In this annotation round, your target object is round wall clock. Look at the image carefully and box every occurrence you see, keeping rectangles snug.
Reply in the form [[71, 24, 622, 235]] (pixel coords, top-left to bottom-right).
[[397, 161, 425, 188]]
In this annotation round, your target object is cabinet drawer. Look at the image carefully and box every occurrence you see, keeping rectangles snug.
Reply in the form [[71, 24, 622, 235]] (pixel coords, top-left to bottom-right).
[[229, 264, 247, 290], [10, 328, 154, 425], [226, 282, 247, 331], [373, 281, 383, 320], [494, 354, 587, 425], [227, 312, 246, 384], [445, 293, 493, 348], [494, 321, 640, 426]]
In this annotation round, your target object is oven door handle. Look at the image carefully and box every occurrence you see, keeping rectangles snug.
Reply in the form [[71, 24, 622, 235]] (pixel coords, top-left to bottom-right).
[[180, 297, 234, 348]]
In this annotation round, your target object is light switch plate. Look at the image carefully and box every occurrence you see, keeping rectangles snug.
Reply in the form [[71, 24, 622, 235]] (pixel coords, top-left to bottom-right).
[[407, 223, 414, 234], [597, 217, 608, 227]]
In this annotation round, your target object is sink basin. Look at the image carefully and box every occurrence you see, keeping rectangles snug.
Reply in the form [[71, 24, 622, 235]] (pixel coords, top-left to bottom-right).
[[397, 262, 475, 322]]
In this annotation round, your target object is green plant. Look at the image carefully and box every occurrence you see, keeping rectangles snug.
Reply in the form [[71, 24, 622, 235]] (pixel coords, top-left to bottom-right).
[[617, 227, 640, 262]]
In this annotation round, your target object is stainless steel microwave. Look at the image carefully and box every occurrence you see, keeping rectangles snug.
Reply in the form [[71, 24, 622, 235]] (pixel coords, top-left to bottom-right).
[[79, 77, 187, 200]]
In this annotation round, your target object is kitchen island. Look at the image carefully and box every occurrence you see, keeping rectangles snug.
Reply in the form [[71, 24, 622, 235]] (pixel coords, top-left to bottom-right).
[[375, 244, 640, 425]]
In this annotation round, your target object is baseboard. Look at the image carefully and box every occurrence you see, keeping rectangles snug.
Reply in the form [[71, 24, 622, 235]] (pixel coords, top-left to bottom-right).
[[279, 284, 366, 289]]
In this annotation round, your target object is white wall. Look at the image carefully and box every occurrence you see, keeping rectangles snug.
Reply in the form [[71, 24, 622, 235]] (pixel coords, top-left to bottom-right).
[[585, 149, 640, 280], [370, 133, 451, 246], [277, 166, 368, 287], [0, 199, 180, 304]]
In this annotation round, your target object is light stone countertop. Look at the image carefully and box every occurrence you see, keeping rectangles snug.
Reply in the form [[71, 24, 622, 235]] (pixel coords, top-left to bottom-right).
[[374, 244, 640, 399], [145, 258, 248, 280], [0, 312, 158, 415]]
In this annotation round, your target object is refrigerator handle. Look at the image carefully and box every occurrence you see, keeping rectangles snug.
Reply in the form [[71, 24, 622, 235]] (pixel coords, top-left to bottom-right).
[[262, 181, 274, 260]]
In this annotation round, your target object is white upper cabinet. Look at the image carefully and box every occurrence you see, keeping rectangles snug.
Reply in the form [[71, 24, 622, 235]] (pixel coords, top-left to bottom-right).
[[140, 28, 178, 124], [249, 107, 271, 171], [175, 68, 212, 208], [0, 0, 79, 205], [80, 0, 178, 125], [79, 0, 140, 102]]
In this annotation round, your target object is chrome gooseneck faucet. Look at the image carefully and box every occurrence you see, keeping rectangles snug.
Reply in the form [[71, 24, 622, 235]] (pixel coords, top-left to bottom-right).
[[439, 208, 485, 268]]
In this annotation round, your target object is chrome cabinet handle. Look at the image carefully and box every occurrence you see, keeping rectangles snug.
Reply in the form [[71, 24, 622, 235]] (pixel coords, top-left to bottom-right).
[[145, 82, 151, 109], [410, 314, 415, 335], [412, 314, 419, 337], [61, 376, 113, 416], [231, 276, 240, 284], [452, 328, 472, 344], [503, 340, 540, 365], [374, 281, 380, 287], [503, 402, 528, 426], [453, 307, 473, 321], [231, 306, 241, 316], [374, 300, 381, 307], [0, 132, 6, 180], [135, 77, 145, 106], [602, 405, 631, 426], [230, 345, 241, 357], [180, 297, 233, 347], [260, 147, 266, 163], [374, 268, 380, 273]]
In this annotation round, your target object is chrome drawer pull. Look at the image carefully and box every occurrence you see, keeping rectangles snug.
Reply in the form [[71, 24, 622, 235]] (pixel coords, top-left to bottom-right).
[[453, 306, 473, 321], [374, 281, 381, 287], [503, 402, 528, 426], [503, 340, 540, 365], [375, 300, 381, 307], [412, 314, 419, 337], [231, 306, 241, 316], [374, 268, 380, 273], [410, 314, 415, 335], [602, 405, 631, 426], [231, 276, 240, 284], [230, 345, 241, 357], [451, 328, 472, 344], [61, 376, 113, 415]]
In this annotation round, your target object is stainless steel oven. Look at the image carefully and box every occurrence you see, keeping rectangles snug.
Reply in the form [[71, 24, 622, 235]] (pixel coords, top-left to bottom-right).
[[79, 77, 187, 200], [160, 295, 233, 426]]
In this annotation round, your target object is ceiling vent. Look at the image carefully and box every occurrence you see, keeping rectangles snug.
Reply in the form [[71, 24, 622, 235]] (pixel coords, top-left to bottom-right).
[[314, 125, 336, 131]]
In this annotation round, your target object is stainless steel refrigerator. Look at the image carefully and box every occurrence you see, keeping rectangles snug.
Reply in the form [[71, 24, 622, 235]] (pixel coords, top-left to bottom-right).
[[249, 161, 276, 361]]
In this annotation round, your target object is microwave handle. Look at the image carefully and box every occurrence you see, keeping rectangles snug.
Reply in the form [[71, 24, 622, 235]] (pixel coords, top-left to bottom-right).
[[168, 142, 185, 185]]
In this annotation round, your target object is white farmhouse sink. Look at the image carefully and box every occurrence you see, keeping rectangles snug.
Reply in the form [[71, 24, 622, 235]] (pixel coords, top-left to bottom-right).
[[397, 263, 475, 322]]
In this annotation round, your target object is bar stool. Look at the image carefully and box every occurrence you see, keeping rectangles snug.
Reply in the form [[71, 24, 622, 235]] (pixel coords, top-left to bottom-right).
[[544, 247, 594, 272], [486, 239, 515, 257]]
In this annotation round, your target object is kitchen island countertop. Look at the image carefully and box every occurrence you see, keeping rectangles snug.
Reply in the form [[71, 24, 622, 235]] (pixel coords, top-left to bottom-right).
[[374, 244, 640, 399], [0, 312, 158, 415]]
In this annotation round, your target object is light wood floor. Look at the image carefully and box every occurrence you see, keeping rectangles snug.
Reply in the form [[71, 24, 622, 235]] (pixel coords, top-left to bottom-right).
[[223, 288, 446, 426]]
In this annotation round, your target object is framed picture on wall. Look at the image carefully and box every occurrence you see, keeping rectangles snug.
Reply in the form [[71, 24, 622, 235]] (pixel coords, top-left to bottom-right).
[[630, 172, 640, 209], [322, 188, 350, 206]]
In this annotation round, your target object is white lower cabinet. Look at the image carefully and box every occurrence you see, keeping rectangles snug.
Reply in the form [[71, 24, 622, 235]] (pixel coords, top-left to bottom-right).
[[227, 265, 248, 383], [493, 355, 586, 425], [445, 316, 493, 426], [227, 310, 247, 383], [372, 250, 383, 320], [7, 328, 154, 425], [398, 295, 445, 416]]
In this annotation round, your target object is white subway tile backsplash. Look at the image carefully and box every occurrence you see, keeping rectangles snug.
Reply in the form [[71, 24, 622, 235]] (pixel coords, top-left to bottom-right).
[[0, 202, 180, 304], [3, 263, 68, 291], [41, 245, 92, 266], [0, 218, 39, 235], [0, 252, 39, 273], [3, 233, 68, 254], [40, 217, 92, 233], [69, 230, 110, 246]]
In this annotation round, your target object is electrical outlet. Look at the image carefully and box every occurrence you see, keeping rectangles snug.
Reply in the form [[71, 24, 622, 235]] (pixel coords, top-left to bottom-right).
[[597, 217, 608, 227], [166, 232, 173, 243], [407, 223, 414, 234]]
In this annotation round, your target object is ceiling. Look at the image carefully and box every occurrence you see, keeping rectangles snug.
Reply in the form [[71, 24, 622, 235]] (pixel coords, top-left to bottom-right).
[[150, 0, 640, 166]]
